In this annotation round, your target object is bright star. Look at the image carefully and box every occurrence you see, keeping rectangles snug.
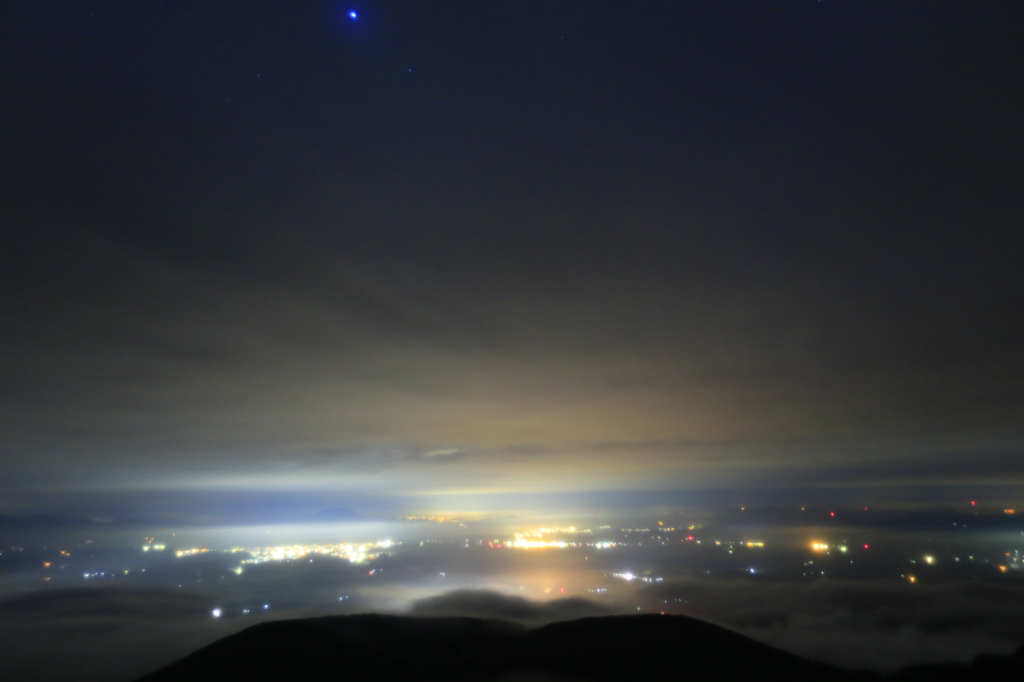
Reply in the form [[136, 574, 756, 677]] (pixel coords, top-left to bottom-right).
[[349, 10, 358, 20]]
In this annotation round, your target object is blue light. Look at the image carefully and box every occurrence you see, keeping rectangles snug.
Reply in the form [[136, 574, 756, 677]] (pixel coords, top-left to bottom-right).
[[349, 10, 358, 20]]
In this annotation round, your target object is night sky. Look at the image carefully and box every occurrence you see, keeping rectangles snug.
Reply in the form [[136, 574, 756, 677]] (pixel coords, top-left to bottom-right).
[[2, 1, 1022, 515]]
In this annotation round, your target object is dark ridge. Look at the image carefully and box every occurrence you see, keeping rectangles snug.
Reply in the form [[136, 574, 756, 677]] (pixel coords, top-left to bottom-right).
[[136, 613, 872, 682], [312, 506, 365, 521]]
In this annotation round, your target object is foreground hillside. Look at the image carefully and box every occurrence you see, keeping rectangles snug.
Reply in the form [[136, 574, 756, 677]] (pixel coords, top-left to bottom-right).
[[137, 613, 1023, 682]]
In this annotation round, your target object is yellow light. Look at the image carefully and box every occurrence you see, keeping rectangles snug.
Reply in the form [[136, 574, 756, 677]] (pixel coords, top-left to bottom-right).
[[924, 555, 935, 565]]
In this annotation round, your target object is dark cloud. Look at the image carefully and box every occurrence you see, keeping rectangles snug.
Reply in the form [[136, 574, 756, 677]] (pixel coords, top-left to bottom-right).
[[640, 578, 1024, 672], [0, 587, 227, 682], [0, 586, 209, 619], [0, 1, 1022, 511]]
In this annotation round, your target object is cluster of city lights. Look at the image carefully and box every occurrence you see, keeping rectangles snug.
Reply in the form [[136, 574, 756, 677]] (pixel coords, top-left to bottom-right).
[[492, 526, 776, 552], [175, 548, 212, 558], [501, 527, 593, 550], [612, 572, 664, 583], [810, 542, 850, 553], [241, 540, 394, 565], [510, 538, 572, 549], [169, 541, 395, 566]]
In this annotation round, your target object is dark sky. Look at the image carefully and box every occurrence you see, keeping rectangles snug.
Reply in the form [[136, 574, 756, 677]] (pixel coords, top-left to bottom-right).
[[1, 1, 1022, 511]]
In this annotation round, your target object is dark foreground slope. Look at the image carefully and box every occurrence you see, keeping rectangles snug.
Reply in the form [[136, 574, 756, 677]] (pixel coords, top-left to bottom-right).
[[136, 613, 864, 682], [136, 613, 1024, 682]]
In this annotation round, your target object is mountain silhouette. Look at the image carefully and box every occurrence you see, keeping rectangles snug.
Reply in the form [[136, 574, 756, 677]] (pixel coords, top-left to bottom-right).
[[136, 613, 877, 681], [312, 507, 365, 521]]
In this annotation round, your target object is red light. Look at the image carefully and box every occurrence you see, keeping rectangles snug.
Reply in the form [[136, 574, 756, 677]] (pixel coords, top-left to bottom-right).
[[559, 587, 565, 594], [686, 535, 695, 541], [830, 512, 835, 517], [863, 544, 870, 549], [971, 500, 976, 506]]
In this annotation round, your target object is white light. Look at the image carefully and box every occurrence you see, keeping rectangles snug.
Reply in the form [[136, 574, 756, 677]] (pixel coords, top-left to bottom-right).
[[211, 608, 222, 618]]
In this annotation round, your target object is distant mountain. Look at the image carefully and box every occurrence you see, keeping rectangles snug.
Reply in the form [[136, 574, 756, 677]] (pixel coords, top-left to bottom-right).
[[0, 513, 106, 529], [136, 613, 873, 681], [312, 507, 364, 521]]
